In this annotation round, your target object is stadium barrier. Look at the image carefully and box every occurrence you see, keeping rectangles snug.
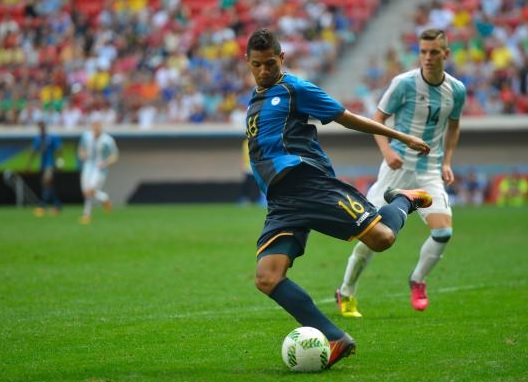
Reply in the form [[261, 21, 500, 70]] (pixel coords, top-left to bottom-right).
[[0, 116, 526, 205]]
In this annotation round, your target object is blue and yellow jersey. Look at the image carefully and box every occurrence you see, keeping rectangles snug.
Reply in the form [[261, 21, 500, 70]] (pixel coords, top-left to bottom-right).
[[246, 73, 345, 194], [241, 138, 252, 174]]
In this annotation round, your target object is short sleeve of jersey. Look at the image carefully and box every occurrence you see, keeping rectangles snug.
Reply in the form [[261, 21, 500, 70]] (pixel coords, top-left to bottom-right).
[[378, 75, 406, 115], [449, 78, 467, 120], [295, 79, 345, 124], [107, 135, 118, 155]]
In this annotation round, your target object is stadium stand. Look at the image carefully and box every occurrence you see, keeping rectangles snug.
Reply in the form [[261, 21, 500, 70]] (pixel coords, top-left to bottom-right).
[[0, 1, 526, 207], [0, 0, 382, 128], [339, 0, 528, 116], [1, 0, 527, 130]]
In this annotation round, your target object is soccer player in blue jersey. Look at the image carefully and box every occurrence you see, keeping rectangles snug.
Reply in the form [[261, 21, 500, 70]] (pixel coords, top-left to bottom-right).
[[245, 28, 433, 368], [337, 29, 467, 317], [26, 120, 63, 216]]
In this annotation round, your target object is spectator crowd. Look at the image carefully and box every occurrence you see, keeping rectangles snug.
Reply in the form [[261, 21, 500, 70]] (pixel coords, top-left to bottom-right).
[[0, 0, 371, 128], [348, 0, 528, 117], [1, 0, 527, 130]]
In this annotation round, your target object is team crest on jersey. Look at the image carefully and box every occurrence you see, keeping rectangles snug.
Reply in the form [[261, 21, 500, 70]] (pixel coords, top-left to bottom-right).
[[271, 97, 281, 106]]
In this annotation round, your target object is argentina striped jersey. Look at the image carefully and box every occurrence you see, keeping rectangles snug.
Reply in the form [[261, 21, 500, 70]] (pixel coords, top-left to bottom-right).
[[378, 68, 466, 174]]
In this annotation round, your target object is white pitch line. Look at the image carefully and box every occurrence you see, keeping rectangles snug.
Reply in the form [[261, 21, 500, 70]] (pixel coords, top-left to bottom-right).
[[318, 280, 527, 304], [169, 280, 527, 319]]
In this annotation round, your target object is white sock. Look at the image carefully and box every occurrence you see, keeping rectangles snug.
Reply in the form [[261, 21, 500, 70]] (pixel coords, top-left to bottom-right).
[[410, 236, 446, 282], [83, 198, 93, 217], [340, 241, 374, 297], [95, 190, 109, 204]]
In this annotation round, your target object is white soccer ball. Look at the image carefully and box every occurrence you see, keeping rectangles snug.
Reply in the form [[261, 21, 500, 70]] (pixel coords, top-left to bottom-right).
[[281, 326, 330, 372]]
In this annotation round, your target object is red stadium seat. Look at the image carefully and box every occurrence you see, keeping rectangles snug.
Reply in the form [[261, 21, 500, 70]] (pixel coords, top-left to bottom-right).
[[181, 0, 217, 17], [72, 0, 105, 18]]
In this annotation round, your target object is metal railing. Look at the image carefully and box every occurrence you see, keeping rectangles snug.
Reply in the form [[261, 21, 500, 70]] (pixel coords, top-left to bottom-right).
[[2, 170, 40, 207]]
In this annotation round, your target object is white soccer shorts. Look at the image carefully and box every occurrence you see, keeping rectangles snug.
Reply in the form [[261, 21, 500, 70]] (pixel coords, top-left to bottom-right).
[[367, 160, 452, 220], [81, 166, 107, 192]]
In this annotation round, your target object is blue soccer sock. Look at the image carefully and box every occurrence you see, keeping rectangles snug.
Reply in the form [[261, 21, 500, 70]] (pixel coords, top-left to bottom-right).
[[269, 278, 344, 341], [378, 196, 412, 234], [42, 185, 61, 208], [41, 185, 52, 206]]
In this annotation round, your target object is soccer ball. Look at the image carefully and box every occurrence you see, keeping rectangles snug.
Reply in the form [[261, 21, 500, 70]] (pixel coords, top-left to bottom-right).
[[281, 326, 331, 372]]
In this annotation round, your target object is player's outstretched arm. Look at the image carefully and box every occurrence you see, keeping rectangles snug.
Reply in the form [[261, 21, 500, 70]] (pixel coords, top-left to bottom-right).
[[334, 110, 430, 156], [372, 109, 404, 169]]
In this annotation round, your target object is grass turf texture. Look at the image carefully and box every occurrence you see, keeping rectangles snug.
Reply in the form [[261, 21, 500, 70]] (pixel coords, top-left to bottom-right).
[[1, 205, 526, 382]]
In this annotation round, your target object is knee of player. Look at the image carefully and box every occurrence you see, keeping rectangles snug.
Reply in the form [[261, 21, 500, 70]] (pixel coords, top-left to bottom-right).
[[84, 189, 95, 198], [374, 234, 396, 252], [364, 228, 396, 252], [255, 270, 282, 295], [431, 228, 453, 243]]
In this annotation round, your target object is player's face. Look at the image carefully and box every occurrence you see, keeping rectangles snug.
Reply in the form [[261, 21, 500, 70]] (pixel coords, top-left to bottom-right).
[[92, 121, 102, 137], [246, 49, 284, 89], [419, 39, 448, 82]]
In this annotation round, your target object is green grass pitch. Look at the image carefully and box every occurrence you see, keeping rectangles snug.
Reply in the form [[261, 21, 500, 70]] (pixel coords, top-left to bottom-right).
[[1, 204, 527, 382]]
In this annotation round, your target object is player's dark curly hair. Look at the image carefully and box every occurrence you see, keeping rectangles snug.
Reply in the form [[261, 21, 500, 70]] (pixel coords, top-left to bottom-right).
[[246, 28, 282, 56]]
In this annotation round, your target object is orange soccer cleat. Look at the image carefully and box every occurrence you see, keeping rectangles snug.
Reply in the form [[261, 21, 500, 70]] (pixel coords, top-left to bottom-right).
[[326, 333, 356, 369], [384, 187, 433, 212]]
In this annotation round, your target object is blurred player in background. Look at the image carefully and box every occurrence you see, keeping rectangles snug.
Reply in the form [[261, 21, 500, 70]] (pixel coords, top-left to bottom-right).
[[245, 28, 433, 368], [459, 168, 486, 206], [78, 118, 119, 224], [337, 28, 467, 316], [26, 120, 63, 216]]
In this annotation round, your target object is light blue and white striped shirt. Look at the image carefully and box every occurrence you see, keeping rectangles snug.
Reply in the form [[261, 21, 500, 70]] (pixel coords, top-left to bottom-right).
[[78, 131, 118, 175], [378, 68, 466, 174]]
